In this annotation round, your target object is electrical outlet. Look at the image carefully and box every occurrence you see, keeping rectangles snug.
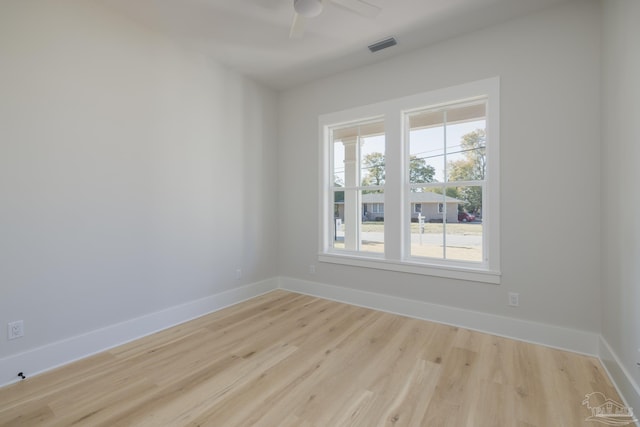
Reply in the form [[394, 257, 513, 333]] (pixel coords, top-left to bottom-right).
[[309, 264, 316, 275], [236, 269, 242, 280], [508, 292, 519, 307], [8, 320, 24, 340]]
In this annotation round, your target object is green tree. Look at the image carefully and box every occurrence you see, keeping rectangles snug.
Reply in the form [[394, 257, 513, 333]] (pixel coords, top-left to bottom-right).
[[433, 186, 461, 199], [360, 152, 435, 192], [447, 129, 485, 213], [361, 152, 385, 186], [409, 156, 436, 188]]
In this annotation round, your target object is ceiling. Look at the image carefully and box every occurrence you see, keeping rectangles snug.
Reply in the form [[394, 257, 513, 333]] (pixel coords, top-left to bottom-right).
[[99, 0, 570, 90]]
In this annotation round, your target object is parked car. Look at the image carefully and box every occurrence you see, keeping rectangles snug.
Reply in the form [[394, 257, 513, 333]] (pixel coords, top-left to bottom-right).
[[458, 211, 475, 222]]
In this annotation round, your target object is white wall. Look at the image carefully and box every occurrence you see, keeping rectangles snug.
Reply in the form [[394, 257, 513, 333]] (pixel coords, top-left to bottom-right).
[[278, 0, 602, 332], [6, 0, 637, 407], [0, 0, 277, 361], [601, 0, 640, 409]]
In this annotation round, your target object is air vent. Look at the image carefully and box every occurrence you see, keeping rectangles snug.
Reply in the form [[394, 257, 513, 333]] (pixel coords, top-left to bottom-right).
[[368, 37, 397, 53]]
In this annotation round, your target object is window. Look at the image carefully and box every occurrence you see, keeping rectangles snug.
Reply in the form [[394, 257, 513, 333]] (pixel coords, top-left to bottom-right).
[[407, 100, 487, 263], [330, 120, 385, 254], [320, 78, 500, 284], [370, 203, 384, 214]]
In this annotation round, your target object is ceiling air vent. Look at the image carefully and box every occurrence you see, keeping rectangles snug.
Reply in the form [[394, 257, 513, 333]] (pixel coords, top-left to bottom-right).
[[368, 37, 397, 53]]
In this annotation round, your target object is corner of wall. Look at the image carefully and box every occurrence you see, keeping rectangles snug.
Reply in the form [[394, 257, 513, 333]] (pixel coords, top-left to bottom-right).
[[278, 276, 600, 356], [0, 278, 279, 388], [599, 336, 640, 425]]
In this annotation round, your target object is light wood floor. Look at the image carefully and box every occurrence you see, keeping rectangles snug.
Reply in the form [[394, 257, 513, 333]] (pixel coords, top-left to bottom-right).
[[0, 290, 621, 426]]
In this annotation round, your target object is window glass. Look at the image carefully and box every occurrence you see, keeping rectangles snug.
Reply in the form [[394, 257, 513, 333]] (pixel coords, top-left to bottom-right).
[[330, 120, 385, 254], [407, 101, 486, 262]]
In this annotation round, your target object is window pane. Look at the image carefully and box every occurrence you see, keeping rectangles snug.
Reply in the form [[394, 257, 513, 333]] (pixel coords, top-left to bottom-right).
[[361, 191, 384, 253], [332, 124, 359, 189], [331, 189, 385, 253], [407, 102, 487, 262], [409, 187, 445, 259], [446, 185, 483, 262], [410, 220, 445, 259], [343, 189, 360, 251], [331, 190, 345, 249], [331, 121, 385, 189], [330, 120, 385, 254], [333, 141, 345, 187], [409, 186, 483, 261], [408, 110, 443, 184], [446, 103, 486, 183], [360, 121, 385, 187]]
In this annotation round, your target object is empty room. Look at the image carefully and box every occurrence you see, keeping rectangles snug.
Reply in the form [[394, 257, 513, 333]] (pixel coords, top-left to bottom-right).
[[1, 0, 639, 425]]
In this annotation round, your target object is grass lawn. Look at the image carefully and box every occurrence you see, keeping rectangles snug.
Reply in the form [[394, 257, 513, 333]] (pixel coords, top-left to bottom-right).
[[334, 221, 484, 261], [360, 221, 483, 235]]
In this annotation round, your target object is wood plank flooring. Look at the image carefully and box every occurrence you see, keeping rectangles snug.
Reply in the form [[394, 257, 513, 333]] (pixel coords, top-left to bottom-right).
[[0, 290, 622, 426]]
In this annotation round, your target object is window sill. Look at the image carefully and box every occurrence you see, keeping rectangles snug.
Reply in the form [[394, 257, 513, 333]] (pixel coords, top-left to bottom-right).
[[318, 253, 501, 284]]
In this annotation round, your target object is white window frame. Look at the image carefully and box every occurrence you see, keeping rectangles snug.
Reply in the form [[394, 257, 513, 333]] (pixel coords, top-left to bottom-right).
[[319, 77, 500, 284]]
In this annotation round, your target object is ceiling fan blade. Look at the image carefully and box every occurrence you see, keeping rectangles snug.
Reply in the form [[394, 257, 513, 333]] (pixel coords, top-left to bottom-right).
[[330, 0, 381, 18], [289, 12, 306, 38]]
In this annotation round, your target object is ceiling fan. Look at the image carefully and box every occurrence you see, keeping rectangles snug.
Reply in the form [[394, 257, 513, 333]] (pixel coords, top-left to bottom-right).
[[290, 0, 381, 38]]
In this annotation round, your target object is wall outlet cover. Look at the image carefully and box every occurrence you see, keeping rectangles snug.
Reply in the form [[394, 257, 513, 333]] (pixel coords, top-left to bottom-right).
[[8, 321, 24, 340]]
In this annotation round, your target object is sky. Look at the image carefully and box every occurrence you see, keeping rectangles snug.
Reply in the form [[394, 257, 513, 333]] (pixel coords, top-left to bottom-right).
[[333, 119, 485, 185]]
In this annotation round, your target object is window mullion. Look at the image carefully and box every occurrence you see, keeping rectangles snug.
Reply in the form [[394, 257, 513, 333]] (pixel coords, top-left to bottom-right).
[[442, 110, 448, 260], [383, 111, 402, 261], [342, 136, 359, 251]]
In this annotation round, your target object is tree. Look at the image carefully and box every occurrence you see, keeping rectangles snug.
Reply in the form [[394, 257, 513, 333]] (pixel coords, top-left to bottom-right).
[[360, 152, 435, 191], [447, 129, 485, 213], [409, 156, 436, 188], [433, 186, 461, 199], [361, 152, 385, 186], [448, 129, 486, 181]]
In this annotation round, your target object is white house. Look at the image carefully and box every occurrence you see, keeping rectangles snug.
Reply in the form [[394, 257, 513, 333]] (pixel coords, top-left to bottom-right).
[[359, 192, 463, 223]]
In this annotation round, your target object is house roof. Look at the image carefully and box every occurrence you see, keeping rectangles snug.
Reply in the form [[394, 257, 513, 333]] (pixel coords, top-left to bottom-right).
[[361, 192, 461, 203]]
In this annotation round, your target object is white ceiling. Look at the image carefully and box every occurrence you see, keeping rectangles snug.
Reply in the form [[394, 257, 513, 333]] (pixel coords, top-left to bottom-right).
[[99, 0, 570, 90]]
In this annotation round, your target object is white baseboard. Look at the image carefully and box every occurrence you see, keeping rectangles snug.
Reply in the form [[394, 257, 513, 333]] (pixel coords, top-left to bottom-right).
[[5, 275, 638, 420], [599, 337, 640, 426], [0, 278, 279, 387], [278, 276, 600, 356], [279, 277, 640, 420]]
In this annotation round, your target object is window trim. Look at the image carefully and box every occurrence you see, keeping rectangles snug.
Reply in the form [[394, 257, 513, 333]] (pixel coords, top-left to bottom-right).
[[319, 77, 500, 284], [318, 252, 501, 284]]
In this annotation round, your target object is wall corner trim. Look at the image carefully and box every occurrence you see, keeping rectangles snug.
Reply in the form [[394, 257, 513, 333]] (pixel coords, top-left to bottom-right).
[[598, 336, 640, 424]]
